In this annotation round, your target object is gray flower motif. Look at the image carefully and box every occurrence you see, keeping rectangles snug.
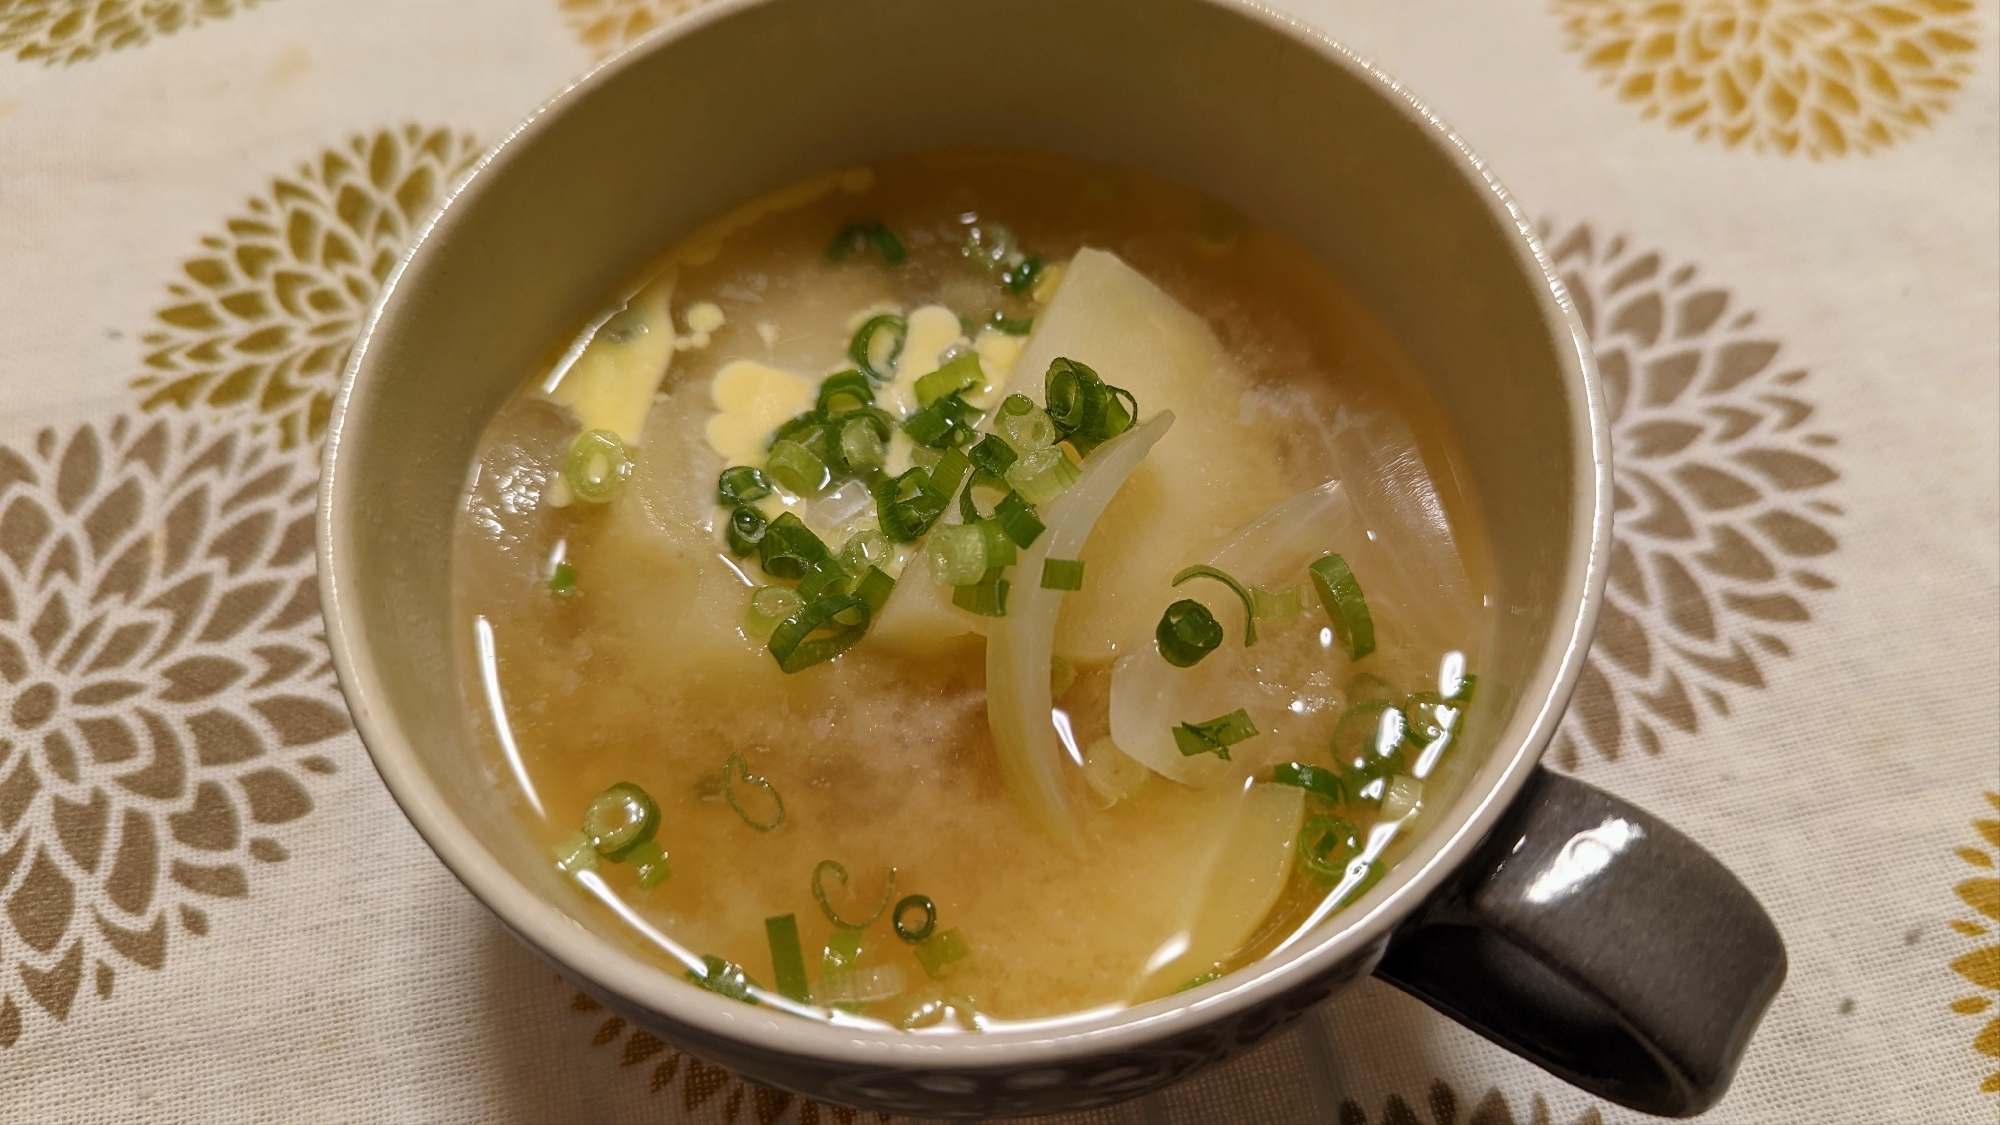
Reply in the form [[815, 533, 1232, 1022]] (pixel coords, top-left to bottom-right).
[[1545, 222, 1841, 767]]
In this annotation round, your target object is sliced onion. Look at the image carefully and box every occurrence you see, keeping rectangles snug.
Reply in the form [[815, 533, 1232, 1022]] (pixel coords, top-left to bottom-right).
[[1109, 479, 1362, 788], [987, 411, 1175, 851]]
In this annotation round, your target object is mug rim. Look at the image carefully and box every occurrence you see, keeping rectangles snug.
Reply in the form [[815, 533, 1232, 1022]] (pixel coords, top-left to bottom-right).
[[318, 0, 1611, 1072]]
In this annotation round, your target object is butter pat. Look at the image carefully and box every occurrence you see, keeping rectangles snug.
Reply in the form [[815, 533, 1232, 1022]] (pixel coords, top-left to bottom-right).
[[706, 360, 817, 467]]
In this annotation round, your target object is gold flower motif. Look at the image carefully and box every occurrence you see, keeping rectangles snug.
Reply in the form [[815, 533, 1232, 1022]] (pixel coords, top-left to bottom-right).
[[558, 0, 705, 59], [1337, 1080, 1603, 1125], [1545, 222, 1840, 767], [0, 416, 343, 1048], [1948, 791, 2000, 1095], [1552, 0, 1979, 156], [0, 0, 266, 66], [565, 989, 883, 1124], [132, 126, 482, 451]]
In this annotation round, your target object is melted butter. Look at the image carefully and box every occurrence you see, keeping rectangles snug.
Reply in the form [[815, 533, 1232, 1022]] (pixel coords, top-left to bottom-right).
[[545, 273, 677, 446], [883, 304, 963, 415], [965, 327, 1022, 408], [705, 360, 817, 467]]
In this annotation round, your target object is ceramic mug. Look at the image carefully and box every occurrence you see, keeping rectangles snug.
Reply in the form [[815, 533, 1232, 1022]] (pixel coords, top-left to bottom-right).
[[318, 0, 1785, 1117]]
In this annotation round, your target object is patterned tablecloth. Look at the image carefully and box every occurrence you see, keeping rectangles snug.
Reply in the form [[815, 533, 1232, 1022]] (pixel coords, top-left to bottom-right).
[[0, 1, 1993, 1121]]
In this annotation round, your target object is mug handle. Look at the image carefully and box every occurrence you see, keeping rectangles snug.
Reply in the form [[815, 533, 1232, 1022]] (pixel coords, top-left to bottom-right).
[[1372, 766, 1785, 1118]]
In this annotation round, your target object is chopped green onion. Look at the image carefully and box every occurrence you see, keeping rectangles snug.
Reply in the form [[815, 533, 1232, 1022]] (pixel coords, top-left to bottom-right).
[[765, 914, 812, 1004], [686, 954, 760, 1004], [1402, 692, 1462, 745], [968, 434, 1019, 475], [726, 505, 768, 557], [1173, 708, 1259, 760], [815, 370, 875, 416], [1251, 583, 1305, 621], [1176, 970, 1224, 993], [1043, 358, 1134, 457], [1003, 445, 1079, 505], [892, 894, 938, 944], [902, 392, 980, 449], [1332, 698, 1405, 770], [848, 313, 907, 382], [1336, 859, 1388, 906], [547, 561, 578, 594], [1271, 761, 1348, 804], [1173, 564, 1259, 646], [564, 429, 631, 504], [930, 446, 973, 498], [717, 465, 772, 506], [1156, 599, 1224, 667], [1040, 558, 1085, 591], [996, 394, 1058, 450], [952, 571, 1009, 617], [1439, 650, 1476, 702], [766, 439, 830, 495], [812, 860, 895, 929], [756, 512, 832, 579], [551, 829, 597, 875], [1347, 672, 1396, 703], [1297, 814, 1360, 885], [915, 352, 984, 407], [961, 220, 1020, 273], [582, 782, 659, 860], [1381, 775, 1424, 821], [772, 411, 830, 454], [976, 519, 1017, 569], [913, 928, 971, 980], [815, 964, 909, 1009], [1001, 254, 1044, 295], [1309, 553, 1375, 660], [797, 560, 851, 603], [927, 523, 988, 587], [722, 751, 785, 831], [993, 490, 1045, 547], [837, 529, 893, 574], [872, 467, 950, 542], [958, 467, 1009, 523], [987, 311, 1034, 335], [626, 839, 671, 888], [836, 413, 890, 473], [821, 926, 862, 975], [853, 566, 896, 614], [827, 221, 906, 264], [767, 592, 869, 673]]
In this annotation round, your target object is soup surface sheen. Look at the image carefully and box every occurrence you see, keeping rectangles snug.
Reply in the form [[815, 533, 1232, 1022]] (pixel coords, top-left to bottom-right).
[[453, 150, 1494, 1031]]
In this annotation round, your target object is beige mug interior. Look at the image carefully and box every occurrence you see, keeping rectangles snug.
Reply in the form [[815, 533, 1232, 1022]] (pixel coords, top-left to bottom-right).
[[321, 0, 1604, 1082]]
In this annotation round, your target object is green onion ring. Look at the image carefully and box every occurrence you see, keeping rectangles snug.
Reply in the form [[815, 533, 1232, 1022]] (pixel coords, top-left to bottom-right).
[[1296, 814, 1360, 884], [722, 751, 785, 832], [1173, 564, 1259, 645], [716, 464, 772, 506], [1156, 599, 1224, 667], [564, 429, 630, 504], [1309, 552, 1375, 660], [848, 313, 907, 383], [767, 593, 869, 673], [892, 894, 938, 944], [581, 782, 659, 861], [812, 860, 896, 929]]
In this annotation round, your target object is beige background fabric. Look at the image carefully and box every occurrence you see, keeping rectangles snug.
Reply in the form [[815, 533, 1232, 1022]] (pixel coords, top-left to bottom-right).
[[0, 1, 1994, 1122]]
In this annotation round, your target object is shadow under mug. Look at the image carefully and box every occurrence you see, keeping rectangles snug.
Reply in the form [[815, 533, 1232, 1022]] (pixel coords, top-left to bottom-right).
[[318, 0, 1787, 1117]]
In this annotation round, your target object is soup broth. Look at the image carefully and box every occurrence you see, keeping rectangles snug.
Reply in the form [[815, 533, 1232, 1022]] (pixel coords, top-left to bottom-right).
[[453, 150, 1494, 1029]]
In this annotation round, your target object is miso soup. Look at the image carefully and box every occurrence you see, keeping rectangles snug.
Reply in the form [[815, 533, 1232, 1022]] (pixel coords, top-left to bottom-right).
[[452, 150, 1494, 1030]]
